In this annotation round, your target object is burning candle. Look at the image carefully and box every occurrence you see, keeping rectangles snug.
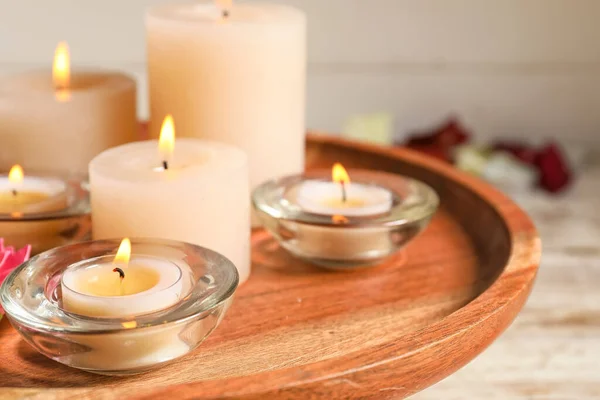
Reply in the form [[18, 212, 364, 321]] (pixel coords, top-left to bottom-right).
[[58, 238, 191, 371], [297, 163, 393, 216], [90, 115, 251, 283], [279, 164, 395, 265], [146, 1, 306, 225], [0, 42, 137, 175], [0, 165, 73, 254], [0, 165, 67, 214], [61, 239, 184, 318]]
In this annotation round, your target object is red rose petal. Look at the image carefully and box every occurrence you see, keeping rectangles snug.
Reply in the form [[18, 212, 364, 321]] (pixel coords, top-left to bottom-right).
[[400, 117, 471, 162], [404, 117, 471, 148], [535, 142, 572, 193]]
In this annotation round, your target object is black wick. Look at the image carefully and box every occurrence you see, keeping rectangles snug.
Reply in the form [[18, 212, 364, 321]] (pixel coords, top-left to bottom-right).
[[113, 267, 125, 280], [162, 160, 169, 170], [222, 9, 230, 18], [11, 189, 17, 196], [341, 182, 347, 203]]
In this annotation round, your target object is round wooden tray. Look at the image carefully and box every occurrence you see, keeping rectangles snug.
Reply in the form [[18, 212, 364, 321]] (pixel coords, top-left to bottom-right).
[[0, 134, 540, 399]]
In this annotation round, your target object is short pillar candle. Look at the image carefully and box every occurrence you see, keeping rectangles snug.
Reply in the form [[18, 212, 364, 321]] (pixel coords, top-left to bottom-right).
[[0, 42, 137, 175], [89, 117, 251, 283]]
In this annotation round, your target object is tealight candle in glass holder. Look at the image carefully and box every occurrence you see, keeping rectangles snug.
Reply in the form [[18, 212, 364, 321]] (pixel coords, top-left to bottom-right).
[[0, 238, 238, 375], [0, 165, 90, 254], [252, 165, 439, 269]]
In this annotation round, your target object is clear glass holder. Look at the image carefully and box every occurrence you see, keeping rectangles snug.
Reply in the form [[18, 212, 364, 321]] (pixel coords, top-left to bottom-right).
[[0, 238, 239, 375], [0, 175, 90, 255], [252, 169, 439, 269]]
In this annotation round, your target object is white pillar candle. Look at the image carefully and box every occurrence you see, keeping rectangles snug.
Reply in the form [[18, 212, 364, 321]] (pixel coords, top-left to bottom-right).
[[146, 2, 306, 224], [291, 164, 394, 263], [90, 117, 251, 283], [0, 42, 137, 175]]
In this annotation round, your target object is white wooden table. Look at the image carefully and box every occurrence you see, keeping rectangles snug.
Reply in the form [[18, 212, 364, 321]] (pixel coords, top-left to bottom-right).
[[414, 164, 600, 399]]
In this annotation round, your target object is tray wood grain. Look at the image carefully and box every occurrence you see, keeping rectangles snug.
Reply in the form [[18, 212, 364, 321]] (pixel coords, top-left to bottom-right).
[[0, 134, 540, 399]]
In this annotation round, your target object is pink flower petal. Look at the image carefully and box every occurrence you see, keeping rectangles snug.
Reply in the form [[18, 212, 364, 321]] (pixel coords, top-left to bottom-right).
[[0, 241, 32, 314]]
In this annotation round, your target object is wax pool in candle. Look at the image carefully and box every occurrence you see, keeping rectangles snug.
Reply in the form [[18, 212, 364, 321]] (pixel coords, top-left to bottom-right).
[[61, 246, 183, 317], [297, 163, 392, 216], [146, 2, 306, 226], [297, 182, 392, 216], [90, 116, 251, 283], [0, 42, 137, 175]]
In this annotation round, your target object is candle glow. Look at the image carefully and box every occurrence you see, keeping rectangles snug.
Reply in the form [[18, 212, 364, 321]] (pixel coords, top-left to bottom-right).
[[114, 238, 131, 266], [332, 163, 350, 202], [8, 165, 24, 186], [158, 115, 175, 169], [53, 42, 70, 101], [332, 163, 350, 185]]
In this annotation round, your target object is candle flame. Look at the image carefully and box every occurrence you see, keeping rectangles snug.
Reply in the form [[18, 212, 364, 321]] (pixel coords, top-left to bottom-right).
[[8, 165, 24, 184], [332, 163, 350, 184], [158, 114, 175, 163], [114, 238, 131, 266], [53, 42, 70, 90], [332, 214, 349, 224]]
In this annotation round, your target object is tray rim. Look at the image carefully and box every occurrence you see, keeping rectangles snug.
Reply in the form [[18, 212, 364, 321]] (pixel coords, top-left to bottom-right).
[[1, 133, 541, 399]]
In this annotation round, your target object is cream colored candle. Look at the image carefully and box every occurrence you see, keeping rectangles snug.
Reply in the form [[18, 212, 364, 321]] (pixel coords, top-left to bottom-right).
[[90, 116, 250, 283], [0, 165, 70, 254], [146, 1, 306, 224], [292, 164, 394, 262], [61, 239, 184, 318], [60, 238, 191, 370], [0, 42, 137, 175], [0, 165, 67, 214]]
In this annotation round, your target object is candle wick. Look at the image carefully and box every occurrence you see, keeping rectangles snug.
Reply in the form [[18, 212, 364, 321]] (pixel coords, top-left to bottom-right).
[[222, 9, 230, 18], [11, 189, 17, 197], [341, 182, 347, 203], [113, 267, 125, 280], [162, 160, 169, 170]]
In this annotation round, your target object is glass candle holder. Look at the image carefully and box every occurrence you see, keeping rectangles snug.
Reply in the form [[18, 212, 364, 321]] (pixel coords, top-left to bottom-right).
[[0, 238, 238, 375], [253, 169, 439, 269], [0, 174, 90, 254]]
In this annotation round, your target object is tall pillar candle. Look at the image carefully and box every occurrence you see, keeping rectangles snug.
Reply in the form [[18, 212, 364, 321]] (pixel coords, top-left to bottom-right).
[[89, 119, 250, 283], [146, 2, 306, 224], [0, 43, 137, 175]]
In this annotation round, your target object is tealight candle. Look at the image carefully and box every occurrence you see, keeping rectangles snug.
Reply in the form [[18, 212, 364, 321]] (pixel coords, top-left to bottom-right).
[[146, 1, 306, 225], [297, 163, 393, 216], [0, 165, 78, 254], [59, 238, 191, 371], [61, 239, 184, 318], [0, 165, 67, 214], [291, 164, 394, 263], [254, 168, 439, 269], [90, 115, 250, 283], [0, 42, 137, 175], [1, 238, 238, 374]]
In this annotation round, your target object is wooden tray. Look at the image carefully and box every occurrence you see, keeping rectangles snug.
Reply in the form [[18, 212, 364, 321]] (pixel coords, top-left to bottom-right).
[[0, 134, 540, 399]]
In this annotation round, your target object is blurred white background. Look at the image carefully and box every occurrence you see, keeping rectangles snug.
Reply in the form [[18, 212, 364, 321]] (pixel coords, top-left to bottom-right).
[[1, 0, 599, 142]]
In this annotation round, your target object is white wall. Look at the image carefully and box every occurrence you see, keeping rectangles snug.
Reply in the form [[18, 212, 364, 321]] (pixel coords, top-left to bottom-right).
[[1, 0, 599, 142]]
